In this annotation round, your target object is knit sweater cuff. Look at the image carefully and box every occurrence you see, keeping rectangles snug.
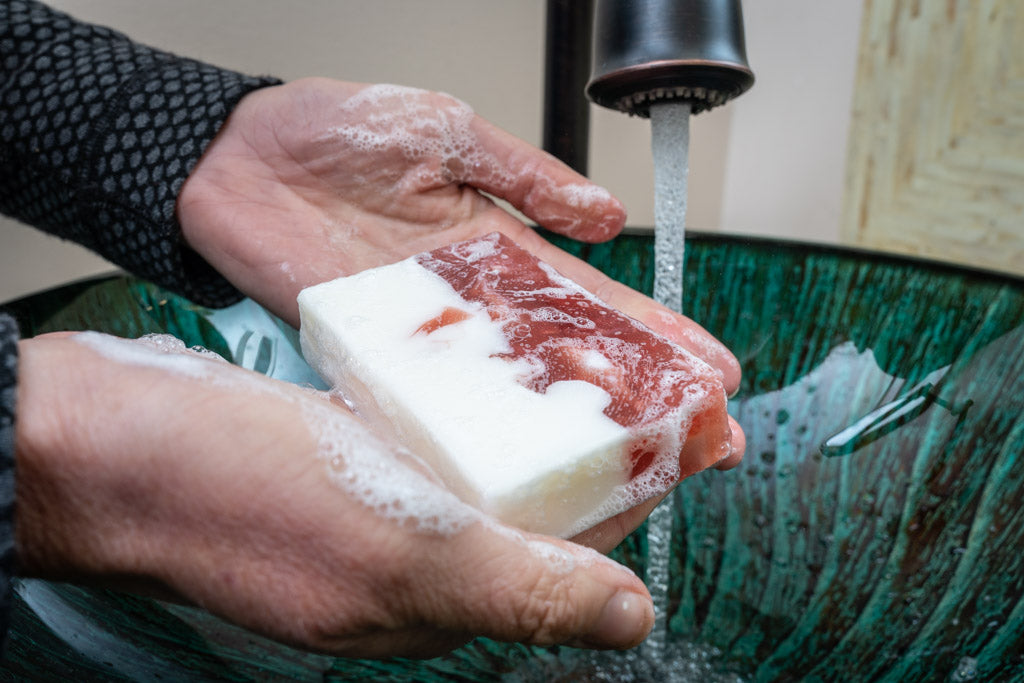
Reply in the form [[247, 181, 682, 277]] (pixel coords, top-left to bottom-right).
[[0, 0, 282, 307], [76, 57, 282, 307]]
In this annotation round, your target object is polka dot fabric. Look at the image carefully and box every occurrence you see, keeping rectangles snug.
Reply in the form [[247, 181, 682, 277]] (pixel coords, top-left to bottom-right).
[[0, 313, 14, 646], [0, 0, 282, 307]]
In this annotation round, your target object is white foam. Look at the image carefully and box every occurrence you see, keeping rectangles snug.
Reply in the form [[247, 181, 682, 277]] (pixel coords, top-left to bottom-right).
[[582, 349, 613, 372], [528, 306, 596, 329], [303, 398, 480, 535], [75, 332, 230, 379], [521, 176, 621, 238], [556, 182, 614, 211], [316, 84, 514, 195], [449, 230, 502, 263], [72, 331, 480, 536]]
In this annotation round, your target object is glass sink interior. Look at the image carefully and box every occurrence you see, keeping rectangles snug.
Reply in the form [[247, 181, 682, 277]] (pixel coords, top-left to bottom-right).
[[4, 232, 1023, 681]]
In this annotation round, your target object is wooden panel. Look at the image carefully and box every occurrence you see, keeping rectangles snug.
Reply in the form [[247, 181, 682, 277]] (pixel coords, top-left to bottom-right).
[[842, 0, 1024, 275]]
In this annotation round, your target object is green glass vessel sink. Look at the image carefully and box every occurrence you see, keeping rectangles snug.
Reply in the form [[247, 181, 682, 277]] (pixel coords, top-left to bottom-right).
[[4, 233, 1023, 681]]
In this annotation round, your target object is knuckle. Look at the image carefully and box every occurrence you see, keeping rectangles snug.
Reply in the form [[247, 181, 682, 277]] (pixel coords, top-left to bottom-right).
[[497, 568, 581, 645]]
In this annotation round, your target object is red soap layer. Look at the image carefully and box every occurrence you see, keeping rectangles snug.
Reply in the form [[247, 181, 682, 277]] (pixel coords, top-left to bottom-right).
[[415, 233, 732, 483]]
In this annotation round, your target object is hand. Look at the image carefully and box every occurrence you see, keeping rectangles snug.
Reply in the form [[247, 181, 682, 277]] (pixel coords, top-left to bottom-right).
[[14, 332, 654, 658], [177, 79, 743, 393], [176, 79, 745, 539]]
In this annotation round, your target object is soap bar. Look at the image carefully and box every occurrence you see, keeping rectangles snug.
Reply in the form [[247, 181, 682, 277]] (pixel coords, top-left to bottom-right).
[[298, 232, 732, 537]]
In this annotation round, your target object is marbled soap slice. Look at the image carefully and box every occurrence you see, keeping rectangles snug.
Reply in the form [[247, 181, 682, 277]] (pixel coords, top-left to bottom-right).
[[298, 233, 732, 537]]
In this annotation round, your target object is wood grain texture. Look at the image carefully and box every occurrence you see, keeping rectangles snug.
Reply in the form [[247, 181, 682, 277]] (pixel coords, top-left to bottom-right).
[[842, 0, 1024, 275]]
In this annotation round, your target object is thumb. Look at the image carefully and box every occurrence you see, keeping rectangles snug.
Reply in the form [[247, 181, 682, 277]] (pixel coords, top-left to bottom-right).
[[411, 521, 654, 651]]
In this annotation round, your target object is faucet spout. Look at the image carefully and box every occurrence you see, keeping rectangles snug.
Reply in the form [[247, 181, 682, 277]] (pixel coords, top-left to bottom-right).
[[586, 0, 754, 117]]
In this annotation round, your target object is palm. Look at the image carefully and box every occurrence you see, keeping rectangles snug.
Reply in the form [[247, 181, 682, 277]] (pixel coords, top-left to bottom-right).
[[181, 79, 616, 324]]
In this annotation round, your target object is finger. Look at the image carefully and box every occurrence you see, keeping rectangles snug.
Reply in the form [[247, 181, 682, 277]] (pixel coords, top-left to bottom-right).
[[465, 117, 626, 243], [714, 416, 746, 470], [405, 521, 654, 651], [571, 492, 667, 554]]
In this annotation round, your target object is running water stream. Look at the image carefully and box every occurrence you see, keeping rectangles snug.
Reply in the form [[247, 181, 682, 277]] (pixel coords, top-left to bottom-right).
[[644, 100, 692, 662], [511, 101, 746, 681], [650, 101, 691, 317]]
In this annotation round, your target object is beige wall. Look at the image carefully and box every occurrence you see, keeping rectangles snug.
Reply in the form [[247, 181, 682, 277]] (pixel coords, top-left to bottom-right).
[[0, 1, 862, 302], [842, 0, 1024, 276]]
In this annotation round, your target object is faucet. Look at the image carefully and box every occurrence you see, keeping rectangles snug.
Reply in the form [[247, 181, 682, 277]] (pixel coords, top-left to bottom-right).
[[542, 0, 753, 173], [586, 0, 754, 117]]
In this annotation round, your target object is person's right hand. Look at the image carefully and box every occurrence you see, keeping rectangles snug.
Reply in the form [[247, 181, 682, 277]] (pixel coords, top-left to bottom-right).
[[14, 332, 654, 658]]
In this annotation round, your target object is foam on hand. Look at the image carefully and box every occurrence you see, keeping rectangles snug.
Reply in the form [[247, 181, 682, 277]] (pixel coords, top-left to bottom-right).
[[72, 332, 480, 536], [316, 84, 514, 196], [298, 233, 732, 538]]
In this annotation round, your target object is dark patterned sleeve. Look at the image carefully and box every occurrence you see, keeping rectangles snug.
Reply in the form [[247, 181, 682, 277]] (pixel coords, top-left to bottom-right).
[[0, 0, 286, 649], [0, 0, 283, 307], [0, 313, 17, 646]]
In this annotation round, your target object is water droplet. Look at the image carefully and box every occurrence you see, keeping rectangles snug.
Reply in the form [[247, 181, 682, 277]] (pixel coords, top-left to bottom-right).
[[952, 656, 978, 681]]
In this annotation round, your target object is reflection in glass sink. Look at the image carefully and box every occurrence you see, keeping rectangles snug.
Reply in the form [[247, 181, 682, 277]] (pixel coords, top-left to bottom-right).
[[4, 233, 1023, 681], [205, 297, 326, 389]]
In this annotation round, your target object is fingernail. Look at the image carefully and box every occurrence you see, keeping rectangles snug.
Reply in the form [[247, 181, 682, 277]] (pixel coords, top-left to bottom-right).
[[579, 590, 654, 649]]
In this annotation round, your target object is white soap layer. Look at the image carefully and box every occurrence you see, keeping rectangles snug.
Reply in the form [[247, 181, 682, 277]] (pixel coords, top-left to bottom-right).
[[298, 258, 631, 537]]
